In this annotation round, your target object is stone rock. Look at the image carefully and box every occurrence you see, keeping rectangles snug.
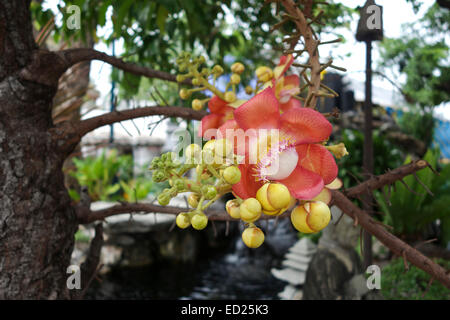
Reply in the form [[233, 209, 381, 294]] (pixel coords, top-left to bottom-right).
[[302, 247, 362, 300], [343, 274, 370, 299], [271, 267, 306, 286], [319, 205, 361, 250]]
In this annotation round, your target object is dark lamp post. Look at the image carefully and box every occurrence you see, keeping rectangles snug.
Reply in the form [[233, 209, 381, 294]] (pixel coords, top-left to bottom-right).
[[355, 0, 383, 269]]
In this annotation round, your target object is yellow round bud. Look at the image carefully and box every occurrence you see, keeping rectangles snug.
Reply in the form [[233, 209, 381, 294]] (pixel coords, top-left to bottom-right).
[[239, 198, 262, 223], [230, 74, 241, 85], [245, 86, 253, 95], [185, 143, 201, 162], [191, 213, 208, 230], [176, 75, 185, 83], [187, 193, 200, 208], [226, 199, 241, 219], [192, 99, 203, 111], [179, 89, 190, 100], [307, 201, 331, 231], [256, 183, 291, 211], [214, 138, 233, 159], [192, 78, 201, 86], [203, 139, 216, 152], [224, 91, 237, 103], [231, 62, 245, 74], [242, 227, 265, 248], [223, 166, 241, 185], [290, 201, 331, 233], [255, 66, 273, 82], [212, 65, 224, 75], [290, 205, 314, 233], [176, 213, 191, 229]]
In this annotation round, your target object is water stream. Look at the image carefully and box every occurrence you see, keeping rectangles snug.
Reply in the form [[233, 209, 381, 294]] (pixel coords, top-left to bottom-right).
[[87, 218, 297, 299]]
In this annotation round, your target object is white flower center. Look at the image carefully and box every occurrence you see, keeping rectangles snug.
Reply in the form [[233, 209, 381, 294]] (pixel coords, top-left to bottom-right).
[[261, 147, 298, 180]]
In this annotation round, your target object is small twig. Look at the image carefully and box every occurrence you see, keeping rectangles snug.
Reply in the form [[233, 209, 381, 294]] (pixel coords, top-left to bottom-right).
[[333, 211, 344, 226], [402, 250, 410, 272], [399, 179, 424, 196], [211, 220, 218, 237], [412, 172, 434, 196]]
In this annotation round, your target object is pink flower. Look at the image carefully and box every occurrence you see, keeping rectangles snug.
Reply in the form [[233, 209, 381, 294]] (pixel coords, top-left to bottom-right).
[[224, 88, 338, 200]]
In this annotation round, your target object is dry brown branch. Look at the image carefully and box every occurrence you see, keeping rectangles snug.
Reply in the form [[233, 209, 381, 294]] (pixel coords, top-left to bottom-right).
[[58, 48, 191, 84], [281, 0, 321, 108], [79, 202, 290, 224], [74, 106, 206, 138], [344, 160, 430, 198]]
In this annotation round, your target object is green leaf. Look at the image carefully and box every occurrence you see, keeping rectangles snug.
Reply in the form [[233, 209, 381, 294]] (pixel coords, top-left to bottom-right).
[[156, 5, 169, 34]]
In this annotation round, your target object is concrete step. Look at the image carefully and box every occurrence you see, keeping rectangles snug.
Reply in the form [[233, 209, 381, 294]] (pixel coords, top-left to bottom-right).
[[271, 267, 306, 286], [284, 252, 313, 264], [282, 259, 309, 272]]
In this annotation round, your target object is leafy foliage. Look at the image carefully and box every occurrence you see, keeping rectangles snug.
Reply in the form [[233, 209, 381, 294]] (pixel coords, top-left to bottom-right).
[[335, 128, 403, 188], [69, 149, 157, 202], [381, 257, 450, 300], [375, 149, 450, 241], [32, 0, 353, 99], [396, 109, 436, 149], [378, 3, 450, 107]]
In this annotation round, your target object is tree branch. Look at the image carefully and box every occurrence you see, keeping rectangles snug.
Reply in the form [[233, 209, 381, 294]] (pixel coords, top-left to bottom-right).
[[281, 0, 321, 108], [344, 160, 430, 198], [79, 202, 289, 224], [75, 106, 206, 137], [58, 48, 190, 84], [331, 190, 450, 289], [71, 223, 104, 300]]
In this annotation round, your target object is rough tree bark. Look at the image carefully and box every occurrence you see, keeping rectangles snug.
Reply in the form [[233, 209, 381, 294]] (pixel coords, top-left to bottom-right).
[[0, 1, 77, 299]]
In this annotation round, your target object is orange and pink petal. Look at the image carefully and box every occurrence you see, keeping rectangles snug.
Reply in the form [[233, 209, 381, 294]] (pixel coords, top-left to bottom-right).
[[296, 144, 338, 185], [279, 107, 332, 145]]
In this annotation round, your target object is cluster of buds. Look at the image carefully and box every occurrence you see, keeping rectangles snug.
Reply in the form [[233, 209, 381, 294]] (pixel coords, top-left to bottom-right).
[[150, 139, 244, 232], [224, 181, 334, 248], [224, 182, 294, 248], [176, 52, 247, 110], [151, 143, 335, 249]]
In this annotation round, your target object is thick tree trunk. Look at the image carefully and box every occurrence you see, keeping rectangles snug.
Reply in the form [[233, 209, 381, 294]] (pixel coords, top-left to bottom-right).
[[0, 0, 78, 299]]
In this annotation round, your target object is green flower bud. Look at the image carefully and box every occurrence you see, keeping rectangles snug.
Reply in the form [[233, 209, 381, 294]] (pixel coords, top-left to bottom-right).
[[223, 166, 241, 185], [152, 170, 166, 182], [191, 213, 208, 230], [157, 193, 171, 206], [188, 193, 200, 208], [173, 179, 186, 191], [212, 65, 224, 75], [176, 75, 185, 83], [202, 185, 217, 200], [168, 188, 178, 198], [176, 213, 191, 229]]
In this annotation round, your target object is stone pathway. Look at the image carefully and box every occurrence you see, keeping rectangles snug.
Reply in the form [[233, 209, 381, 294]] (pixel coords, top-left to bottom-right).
[[271, 237, 317, 300]]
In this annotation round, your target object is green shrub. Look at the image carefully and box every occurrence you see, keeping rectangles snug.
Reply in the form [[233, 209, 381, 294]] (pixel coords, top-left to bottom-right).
[[335, 129, 403, 188], [68, 149, 158, 202], [381, 258, 450, 300], [375, 148, 450, 242]]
